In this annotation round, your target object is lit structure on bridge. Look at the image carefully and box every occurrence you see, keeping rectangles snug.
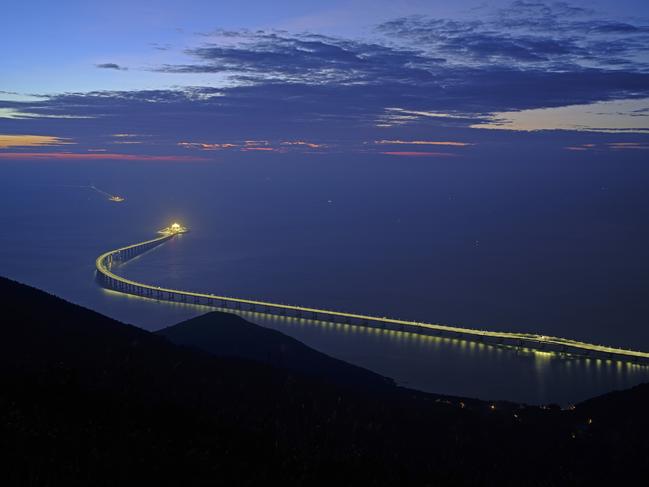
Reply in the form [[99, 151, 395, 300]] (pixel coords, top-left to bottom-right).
[[159, 222, 188, 235]]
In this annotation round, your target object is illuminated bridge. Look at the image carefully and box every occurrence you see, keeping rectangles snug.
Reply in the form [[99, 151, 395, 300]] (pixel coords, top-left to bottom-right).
[[96, 225, 649, 365]]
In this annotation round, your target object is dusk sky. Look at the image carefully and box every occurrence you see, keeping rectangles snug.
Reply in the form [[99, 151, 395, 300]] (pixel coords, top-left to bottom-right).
[[2, 0, 648, 160]]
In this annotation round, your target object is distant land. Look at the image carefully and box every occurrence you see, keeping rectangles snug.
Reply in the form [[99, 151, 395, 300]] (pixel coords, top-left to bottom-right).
[[2, 274, 649, 485]]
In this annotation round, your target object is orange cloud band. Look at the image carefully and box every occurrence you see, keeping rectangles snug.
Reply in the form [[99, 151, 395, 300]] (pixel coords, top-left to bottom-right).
[[0, 134, 72, 148]]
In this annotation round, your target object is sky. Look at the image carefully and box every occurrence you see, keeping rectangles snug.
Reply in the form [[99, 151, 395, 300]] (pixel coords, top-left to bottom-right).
[[1, 0, 649, 160]]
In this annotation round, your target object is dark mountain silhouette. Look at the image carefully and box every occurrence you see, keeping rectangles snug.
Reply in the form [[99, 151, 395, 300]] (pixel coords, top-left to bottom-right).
[[1, 275, 649, 486], [157, 311, 394, 390]]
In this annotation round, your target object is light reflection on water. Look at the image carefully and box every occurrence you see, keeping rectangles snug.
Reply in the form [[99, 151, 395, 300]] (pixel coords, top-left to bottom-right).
[[252, 313, 649, 405], [101, 288, 649, 405]]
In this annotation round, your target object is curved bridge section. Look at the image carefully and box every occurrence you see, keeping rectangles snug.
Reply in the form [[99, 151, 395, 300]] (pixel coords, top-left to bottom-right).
[[96, 231, 649, 364]]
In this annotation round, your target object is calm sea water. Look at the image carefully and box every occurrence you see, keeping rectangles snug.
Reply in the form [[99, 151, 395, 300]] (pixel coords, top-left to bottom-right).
[[2, 152, 649, 405]]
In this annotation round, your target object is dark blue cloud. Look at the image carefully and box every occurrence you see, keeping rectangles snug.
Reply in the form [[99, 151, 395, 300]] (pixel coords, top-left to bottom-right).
[[377, 2, 649, 69], [95, 63, 127, 70], [3, 65, 648, 142], [147, 2, 649, 101], [158, 31, 443, 85]]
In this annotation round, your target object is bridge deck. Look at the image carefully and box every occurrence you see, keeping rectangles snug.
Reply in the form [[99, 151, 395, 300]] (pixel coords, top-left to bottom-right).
[[95, 232, 649, 364]]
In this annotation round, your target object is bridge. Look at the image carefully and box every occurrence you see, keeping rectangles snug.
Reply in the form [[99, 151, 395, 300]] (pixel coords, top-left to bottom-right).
[[95, 224, 649, 365]]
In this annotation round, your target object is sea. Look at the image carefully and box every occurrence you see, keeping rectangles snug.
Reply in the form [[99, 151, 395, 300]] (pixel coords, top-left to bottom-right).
[[2, 151, 649, 405]]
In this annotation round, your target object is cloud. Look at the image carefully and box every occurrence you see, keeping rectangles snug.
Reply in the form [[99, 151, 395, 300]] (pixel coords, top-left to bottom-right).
[[374, 140, 472, 146], [474, 98, 649, 133], [280, 141, 324, 148], [0, 134, 72, 148], [0, 152, 207, 161], [377, 2, 649, 69], [564, 142, 649, 151], [178, 142, 238, 150], [96, 63, 128, 71], [157, 30, 442, 85], [178, 139, 325, 152], [147, 5, 649, 128], [150, 42, 172, 51], [380, 151, 457, 157], [0, 108, 93, 119], [2, 72, 647, 155], [608, 142, 649, 150]]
